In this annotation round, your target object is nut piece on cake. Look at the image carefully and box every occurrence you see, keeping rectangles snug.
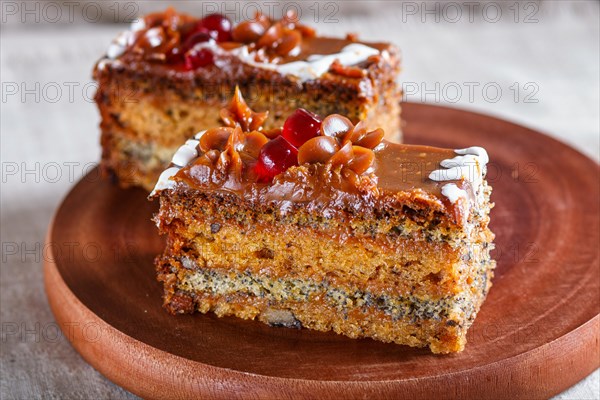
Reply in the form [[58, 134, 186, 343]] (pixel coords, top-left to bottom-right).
[[150, 89, 495, 354], [94, 8, 402, 191]]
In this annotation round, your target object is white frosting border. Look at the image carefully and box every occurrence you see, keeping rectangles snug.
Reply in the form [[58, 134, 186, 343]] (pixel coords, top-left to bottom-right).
[[428, 146, 489, 205], [150, 130, 206, 196]]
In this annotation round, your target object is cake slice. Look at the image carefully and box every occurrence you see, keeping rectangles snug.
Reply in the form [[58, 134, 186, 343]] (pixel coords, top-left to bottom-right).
[[151, 90, 494, 354], [94, 8, 402, 191]]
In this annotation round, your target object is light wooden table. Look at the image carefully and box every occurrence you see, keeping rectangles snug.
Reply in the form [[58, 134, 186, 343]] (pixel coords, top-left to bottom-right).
[[1, 1, 598, 398]]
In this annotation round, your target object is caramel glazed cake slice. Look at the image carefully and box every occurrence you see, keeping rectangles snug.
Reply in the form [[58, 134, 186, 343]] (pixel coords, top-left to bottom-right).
[[150, 91, 495, 354], [94, 8, 401, 191]]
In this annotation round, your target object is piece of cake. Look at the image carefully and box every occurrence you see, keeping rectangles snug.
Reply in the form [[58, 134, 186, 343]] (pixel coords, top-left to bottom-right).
[[151, 90, 495, 354], [94, 8, 402, 191]]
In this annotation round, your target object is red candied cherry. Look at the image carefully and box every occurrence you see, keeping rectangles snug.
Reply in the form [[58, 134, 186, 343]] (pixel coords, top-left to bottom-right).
[[184, 48, 214, 70], [255, 136, 298, 182], [200, 14, 233, 42], [183, 29, 213, 51], [281, 108, 322, 148], [165, 46, 184, 64], [182, 30, 214, 69]]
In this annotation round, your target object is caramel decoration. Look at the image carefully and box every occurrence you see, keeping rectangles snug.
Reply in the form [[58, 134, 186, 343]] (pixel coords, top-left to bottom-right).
[[329, 59, 367, 79], [355, 128, 384, 149], [131, 7, 192, 62], [282, 9, 316, 38], [181, 90, 269, 188], [314, 115, 383, 174], [343, 120, 368, 144], [298, 136, 340, 165], [343, 121, 385, 149], [176, 90, 384, 192], [221, 126, 245, 179], [262, 127, 283, 139], [321, 115, 354, 138], [255, 21, 302, 58], [327, 142, 354, 169], [132, 26, 178, 62], [204, 149, 220, 163], [242, 131, 269, 159], [253, 10, 313, 57], [187, 125, 246, 189], [255, 12, 272, 30], [220, 87, 269, 132], [256, 22, 283, 49], [218, 42, 244, 51], [345, 32, 360, 42], [232, 20, 266, 43], [276, 30, 302, 57], [120, 9, 315, 65], [348, 146, 375, 174], [143, 7, 192, 31], [199, 126, 234, 153]]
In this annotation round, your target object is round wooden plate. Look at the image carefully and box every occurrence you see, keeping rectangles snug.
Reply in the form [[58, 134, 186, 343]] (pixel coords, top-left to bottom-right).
[[44, 103, 599, 399]]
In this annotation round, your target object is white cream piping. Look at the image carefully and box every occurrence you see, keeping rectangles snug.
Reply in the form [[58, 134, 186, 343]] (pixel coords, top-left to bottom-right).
[[151, 167, 180, 196], [428, 146, 489, 205], [150, 131, 205, 196]]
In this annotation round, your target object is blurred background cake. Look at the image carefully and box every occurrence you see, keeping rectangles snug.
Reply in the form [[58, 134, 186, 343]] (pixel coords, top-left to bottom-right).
[[94, 8, 401, 190]]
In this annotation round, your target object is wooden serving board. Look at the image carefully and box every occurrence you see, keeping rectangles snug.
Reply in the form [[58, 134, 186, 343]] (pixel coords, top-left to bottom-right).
[[44, 103, 599, 399]]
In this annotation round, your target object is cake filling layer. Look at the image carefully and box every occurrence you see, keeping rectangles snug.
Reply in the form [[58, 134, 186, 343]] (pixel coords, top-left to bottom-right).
[[174, 260, 493, 325], [164, 222, 493, 298]]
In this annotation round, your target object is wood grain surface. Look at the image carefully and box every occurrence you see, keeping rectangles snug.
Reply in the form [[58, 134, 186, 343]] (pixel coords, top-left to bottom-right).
[[44, 103, 600, 399]]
